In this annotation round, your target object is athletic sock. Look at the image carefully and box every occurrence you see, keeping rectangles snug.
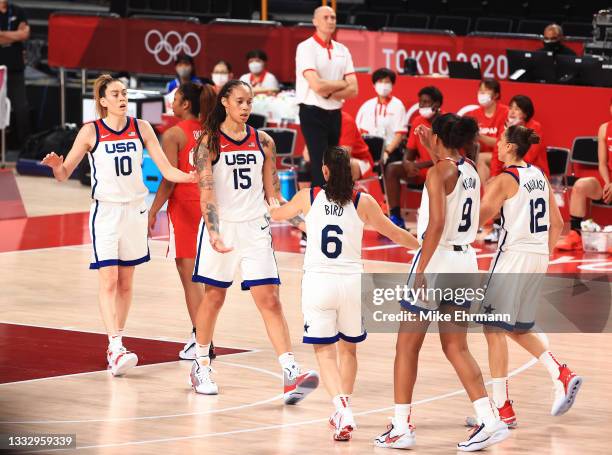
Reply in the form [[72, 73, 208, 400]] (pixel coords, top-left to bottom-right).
[[390, 207, 401, 218], [473, 397, 497, 429], [278, 352, 298, 374], [491, 377, 508, 408], [195, 343, 211, 367], [108, 334, 122, 351], [539, 351, 562, 380], [333, 395, 350, 412], [394, 403, 411, 429], [570, 216, 583, 234]]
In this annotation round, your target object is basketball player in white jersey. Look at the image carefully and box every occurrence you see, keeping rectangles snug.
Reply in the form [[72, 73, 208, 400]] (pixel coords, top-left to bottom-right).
[[466, 125, 582, 427], [268, 146, 420, 441], [375, 114, 510, 451], [42, 75, 196, 376], [189, 80, 319, 403]]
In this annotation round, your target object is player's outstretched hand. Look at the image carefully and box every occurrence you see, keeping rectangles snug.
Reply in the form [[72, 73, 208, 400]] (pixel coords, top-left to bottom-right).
[[187, 170, 199, 184], [415, 125, 433, 150], [41, 152, 64, 169], [209, 232, 233, 253], [267, 197, 281, 213]]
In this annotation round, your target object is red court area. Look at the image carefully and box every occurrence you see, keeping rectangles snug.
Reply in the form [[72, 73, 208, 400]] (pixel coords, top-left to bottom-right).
[[0, 323, 247, 384]]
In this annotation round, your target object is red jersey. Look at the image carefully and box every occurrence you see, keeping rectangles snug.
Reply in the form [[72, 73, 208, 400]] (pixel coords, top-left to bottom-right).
[[469, 103, 509, 154], [170, 118, 203, 201], [340, 111, 374, 172], [606, 120, 612, 176], [407, 114, 434, 181], [491, 118, 549, 179]]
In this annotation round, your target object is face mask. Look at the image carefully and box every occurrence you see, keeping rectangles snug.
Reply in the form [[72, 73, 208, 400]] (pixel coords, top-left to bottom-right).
[[507, 115, 521, 127], [419, 107, 435, 119], [176, 66, 192, 78], [212, 73, 229, 86], [543, 39, 561, 50], [374, 82, 393, 97], [477, 93, 493, 107], [248, 61, 264, 74]]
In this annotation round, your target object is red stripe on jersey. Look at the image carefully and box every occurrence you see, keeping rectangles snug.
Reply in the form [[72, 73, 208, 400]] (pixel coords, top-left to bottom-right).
[[96, 117, 140, 142], [502, 167, 520, 183], [310, 186, 322, 204], [219, 126, 260, 152]]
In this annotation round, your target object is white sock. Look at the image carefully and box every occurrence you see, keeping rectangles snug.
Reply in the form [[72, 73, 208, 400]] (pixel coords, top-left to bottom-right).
[[491, 377, 508, 408], [195, 343, 211, 366], [333, 395, 350, 412], [539, 351, 562, 381], [473, 397, 497, 429], [394, 403, 411, 429], [108, 334, 122, 351], [278, 352, 298, 371]]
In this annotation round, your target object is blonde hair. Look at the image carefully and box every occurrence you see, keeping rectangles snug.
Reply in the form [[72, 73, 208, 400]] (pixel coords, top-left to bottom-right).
[[93, 74, 124, 118]]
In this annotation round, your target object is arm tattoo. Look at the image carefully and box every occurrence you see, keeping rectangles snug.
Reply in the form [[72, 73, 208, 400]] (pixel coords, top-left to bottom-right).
[[194, 141, 209, 173], [287, 215, 304, 228], [206, 203, 220, 233]]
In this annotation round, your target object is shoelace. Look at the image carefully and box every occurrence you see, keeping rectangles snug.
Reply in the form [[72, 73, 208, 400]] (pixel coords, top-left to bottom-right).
[[195, 365, 216, 384]]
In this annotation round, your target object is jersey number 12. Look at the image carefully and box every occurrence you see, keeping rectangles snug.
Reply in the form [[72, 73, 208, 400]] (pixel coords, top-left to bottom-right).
[[529, 197, 547, 233]]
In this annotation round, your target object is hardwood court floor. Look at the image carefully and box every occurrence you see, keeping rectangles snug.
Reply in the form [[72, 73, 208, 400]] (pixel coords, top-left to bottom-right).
[[0, 174, 610, 454]]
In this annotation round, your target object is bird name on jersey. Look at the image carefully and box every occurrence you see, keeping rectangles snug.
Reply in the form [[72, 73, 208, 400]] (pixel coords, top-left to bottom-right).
[[324, 203, 344, 217], [462, 176, 477, 190], [523, 178, 546, 193]]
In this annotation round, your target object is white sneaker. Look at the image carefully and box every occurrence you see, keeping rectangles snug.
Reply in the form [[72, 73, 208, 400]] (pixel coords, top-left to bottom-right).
[[457, 421, 510, 452], [179, 332, 196, 360], [330, 409, 356, 441], [190, 361, 218, 395], [374, 418, 416, 449], [107, 347, 138, 377]]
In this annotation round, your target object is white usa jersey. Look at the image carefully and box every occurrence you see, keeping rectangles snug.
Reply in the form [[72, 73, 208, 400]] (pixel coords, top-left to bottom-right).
[[417, 157, 480, 246], [498, 164, 549, 255], [88, 117, 148, 203], [213, 126, 267, 222], [303, 187, 364, 274]]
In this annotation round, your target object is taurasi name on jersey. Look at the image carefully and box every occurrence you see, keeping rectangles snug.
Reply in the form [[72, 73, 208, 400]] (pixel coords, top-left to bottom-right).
[[523, 178, 546, 193]]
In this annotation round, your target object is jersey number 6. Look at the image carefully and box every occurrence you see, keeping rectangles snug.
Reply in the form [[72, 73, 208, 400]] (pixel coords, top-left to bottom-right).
[[321, 225, 343, 259]]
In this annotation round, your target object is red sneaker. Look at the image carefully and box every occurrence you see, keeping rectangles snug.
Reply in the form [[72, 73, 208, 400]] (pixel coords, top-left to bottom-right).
[[283, 369, 319, 405], [555, 230, 583, 251], [497, 400, 517, 428], [551, 364, 583, 416]]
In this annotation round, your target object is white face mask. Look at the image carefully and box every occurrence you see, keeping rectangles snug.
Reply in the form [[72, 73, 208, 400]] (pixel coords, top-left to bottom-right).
[[212, 73, 229, 86], [176, 66, 192, 78], [477, 93, 493, 107], [248, 61, 264, 75], [419, 107, 435, 119], [507, 115, 522, 126], [374, 82, 392, 97]]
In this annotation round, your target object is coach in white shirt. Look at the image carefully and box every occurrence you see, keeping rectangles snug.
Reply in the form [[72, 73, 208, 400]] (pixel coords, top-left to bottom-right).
[[239, 49, 280, 95], [295, 5, 358, 186], [355, 68, 407, 156]]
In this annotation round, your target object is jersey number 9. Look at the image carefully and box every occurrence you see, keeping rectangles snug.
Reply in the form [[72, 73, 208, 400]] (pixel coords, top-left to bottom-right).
[[458, 197, 473, 232]]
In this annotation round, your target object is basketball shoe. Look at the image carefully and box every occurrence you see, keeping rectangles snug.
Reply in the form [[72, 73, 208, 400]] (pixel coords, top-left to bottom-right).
[[283, 366, 319, 404], [551, 364, 582, 416], [190, 360, 218, 395], [374, 417, 416, 449], [457, 420, 509, 452], [555, 230, 583, 251], [329, 408, 356, 441], [465, 400, 517, 428], [180, 335, 216, 361], [107, 346, 138, 377]]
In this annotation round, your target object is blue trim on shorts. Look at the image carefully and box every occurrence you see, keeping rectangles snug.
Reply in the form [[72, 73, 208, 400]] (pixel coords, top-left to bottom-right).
[[515, 320, 535, 330], [303, 334, 340, 344], [192, 275, 233, 288], [339, 331, 367, 343], [399, 299, 432, 314], [119, 252, 150, 267], [241, 277, 281, 291], [90, 259, 119, 269], [89, 252, 150, 270]]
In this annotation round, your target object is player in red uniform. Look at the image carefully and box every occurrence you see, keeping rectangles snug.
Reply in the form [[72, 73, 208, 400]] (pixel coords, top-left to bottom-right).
[[149, 82, 217, 359], [469, 78, 509, 184], [339, 111, 375, 180], [385, 86, 443, 229], [557, 99, 612, 250]]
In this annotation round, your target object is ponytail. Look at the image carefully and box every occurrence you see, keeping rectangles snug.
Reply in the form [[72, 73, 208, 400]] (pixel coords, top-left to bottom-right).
[[199, 83, 217, 124], [432, 113, 479, 150], [93, 74, 122, 119], [323, 146, 354, 207], [505, 125, 540, 158]]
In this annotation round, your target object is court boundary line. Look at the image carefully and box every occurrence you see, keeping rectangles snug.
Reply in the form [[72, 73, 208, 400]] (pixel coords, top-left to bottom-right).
[[38, 358, 538, 452]]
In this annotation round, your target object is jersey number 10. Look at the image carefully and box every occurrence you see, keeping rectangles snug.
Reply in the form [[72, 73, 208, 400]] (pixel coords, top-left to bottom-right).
[[114, 156, 132, 176]]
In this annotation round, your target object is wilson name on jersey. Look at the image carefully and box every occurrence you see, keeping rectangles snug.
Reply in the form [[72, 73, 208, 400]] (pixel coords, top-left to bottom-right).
[[498, 164, 549, 254], [88, 117, 148, 203], [417, 158, 480, 246], [212, 125, 267, 222], [303, 187, 364, 274]]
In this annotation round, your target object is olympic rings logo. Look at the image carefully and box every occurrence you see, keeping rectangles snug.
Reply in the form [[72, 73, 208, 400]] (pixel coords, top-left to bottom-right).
[[144, 30, 202, 66]]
